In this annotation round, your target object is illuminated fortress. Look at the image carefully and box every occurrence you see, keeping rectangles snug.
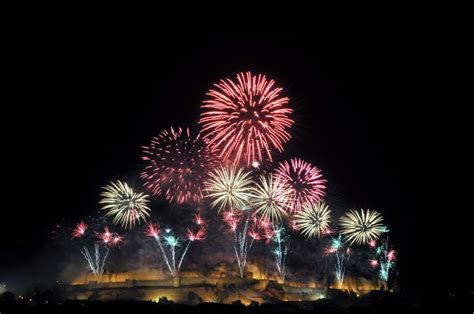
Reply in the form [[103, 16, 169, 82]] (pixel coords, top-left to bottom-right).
[[64, 263, 381, 305]]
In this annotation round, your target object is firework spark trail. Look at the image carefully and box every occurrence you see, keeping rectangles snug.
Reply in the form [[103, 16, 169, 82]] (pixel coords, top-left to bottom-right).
[[81, 244, 109, 279], [146, 221, 205, 277], [339, 209, 384, 245], [223, 211, 272, 278], [199, 72, 294, 166], [141, 127, 216, 204], [99, 180, 150, 229], [324, 234, 351, 288], [370, 236, 397, 290], [271, 225, 291, 281], [76, 225, 121, 281], [275, 158, 326, 213], [234, 214, 253, 278]]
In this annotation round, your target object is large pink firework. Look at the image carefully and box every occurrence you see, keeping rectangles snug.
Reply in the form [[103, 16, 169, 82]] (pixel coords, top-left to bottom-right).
[[141, 127, 216, 204], [199, 72, 294, 166], [275, 158, 326, 213]]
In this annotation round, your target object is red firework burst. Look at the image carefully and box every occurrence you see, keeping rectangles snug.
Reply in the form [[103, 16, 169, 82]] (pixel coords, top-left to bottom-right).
[[275, 158, 326, 213], [96, 227, 123, 247], [186, 228, 206, 242], [145, 222, 161, 239], [199, 72, 293, 166], [72, 221, 88, 238], [141, 127, 216, 204]]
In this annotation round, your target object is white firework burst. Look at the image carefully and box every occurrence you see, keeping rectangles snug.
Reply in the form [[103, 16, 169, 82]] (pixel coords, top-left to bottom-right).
[[339, 209, 384, 245], [294, 202, 332, 238], [99, 180, 151, 229], [251, 175, 292, 223], [205, 166, 253, 212]]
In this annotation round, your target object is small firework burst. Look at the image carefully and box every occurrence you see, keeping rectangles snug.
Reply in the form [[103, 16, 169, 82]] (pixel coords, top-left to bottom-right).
[[294, 202, 332, 238], [339, 209, 384, 245], [99, 180, 150, 229], [251, 175, 292, 223], [205, 166, 253, 212]]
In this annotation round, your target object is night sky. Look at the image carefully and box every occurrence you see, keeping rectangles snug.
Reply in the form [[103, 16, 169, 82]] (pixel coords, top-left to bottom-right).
[[1, 31, 463, 295]]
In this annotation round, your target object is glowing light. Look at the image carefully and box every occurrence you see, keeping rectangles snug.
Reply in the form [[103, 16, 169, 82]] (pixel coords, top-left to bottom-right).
[[252, 161, 259, 168], [387, 249, 397, 261], [141, 127, 217, 204], [199, 71, 294, 166], [99, 180, 150, 229], [339, 209, 384, 245], [275, 158, 326, 213], [251, 175, 292, 223], [294, 202, 331, 238], [370, 259, 379, 268], [205, 166, 253, 212]]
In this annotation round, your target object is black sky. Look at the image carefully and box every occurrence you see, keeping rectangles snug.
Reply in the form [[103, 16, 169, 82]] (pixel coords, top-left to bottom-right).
[[1, 31, 464, 294]]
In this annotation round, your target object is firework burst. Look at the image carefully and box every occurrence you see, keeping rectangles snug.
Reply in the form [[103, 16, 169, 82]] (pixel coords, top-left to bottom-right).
[[294, 202, 332, 238], [339, 209, 384, 245], [199, 71, 294, 166], [275, 158, 326, 213], [205, 166, 253, 212], [141, 127, 216, 204], [99, 180, 151, 229], [251, 175, 292, 223], [72, 221, 88, 239]]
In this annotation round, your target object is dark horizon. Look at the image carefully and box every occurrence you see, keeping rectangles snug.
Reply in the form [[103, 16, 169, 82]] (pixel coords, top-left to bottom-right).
[[1, 31, 465, 297]]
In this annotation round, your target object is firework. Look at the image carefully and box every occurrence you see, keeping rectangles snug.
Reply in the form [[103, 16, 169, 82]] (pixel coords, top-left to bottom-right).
[[72, 221, 88, 239], [251, 175, 292, 223], [271, 225, 291, 281], [146, 220, 205, 277], [370, 236, 397, 289], [275, 158, 326, 212], [294, 202, 332, 238], [99, 180, 150, 229], [222, 210, 270, 278], [199, 71, 294, 166], [323, 234, 351, 288], [73, 224, 123, 280], [193, 214, 204, 227], [339, 209, 384, 245], [205, 166, 253, 212], [141, 127, 216, 204]]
